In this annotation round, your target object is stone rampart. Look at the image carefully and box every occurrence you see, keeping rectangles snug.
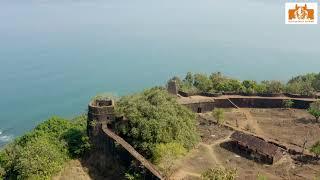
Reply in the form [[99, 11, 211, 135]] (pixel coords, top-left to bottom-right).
[[87, 99, 164, 180]]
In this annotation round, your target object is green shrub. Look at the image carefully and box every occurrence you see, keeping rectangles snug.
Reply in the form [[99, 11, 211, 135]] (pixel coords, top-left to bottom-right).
[[125, 172, 142, 180], [212, 109, 225, 125], [152, 142, 187, 175], [152, 142, 187, 164], [0, 165, 4, 179], [255, 83, 267, 94], [282, 99, 294, 109], [286, 73, 316, 95], [311, 141, 320, 158], [201, 167, 237, 180], [308, 101, 320, 123], [215, 79, 243, 93], [193, 73, 212, 92], [171, 72, 320, 96], [0, 115, 90, 179], [257, 173, 268, 180], [115, 87, 199, 157], [14, 136, 68, 180], [262, 80, 284, 94]]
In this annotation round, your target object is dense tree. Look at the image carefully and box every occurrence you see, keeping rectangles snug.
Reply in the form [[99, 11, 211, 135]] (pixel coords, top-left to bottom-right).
[[115, 87, 199, 157], [263, 80, 285, 94], [184, 72, 194, 86], [201, 167, 237, 180], [312, 73, 320, 91], [255, 83, 267, 94], [287, 73, 316, 95], [193, 73, 212, 92], [308, 101, 320, 123], [0, 116, 90, 179], [242, 80, 257, 90], [14, 136, 68, 179], [215, 79, 243, 93], [310, 141, 320, 158], [288, 73, 316, 85], [209, 72, 225, 89], [173, 72, 320, 95]]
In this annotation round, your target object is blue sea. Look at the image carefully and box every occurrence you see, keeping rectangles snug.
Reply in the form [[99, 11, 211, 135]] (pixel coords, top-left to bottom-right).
[[0, 0, 319, 146]]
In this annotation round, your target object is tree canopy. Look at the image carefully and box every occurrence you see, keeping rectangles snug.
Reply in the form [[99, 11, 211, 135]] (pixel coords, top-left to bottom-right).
[[173, 72, 320, 96], [0, 116, 90, 180], [115, 87, 199, 158], [308, 101, 320, 123]]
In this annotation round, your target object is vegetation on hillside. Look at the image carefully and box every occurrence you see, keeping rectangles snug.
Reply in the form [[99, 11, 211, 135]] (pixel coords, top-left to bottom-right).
[[201, 167, 237, 180], [115, 87, 200, 160], [308, 101, 320, 123], [310, 141, 320, 158], [152, 142, 187, 175], [212, 109, 225, 125], [0, 116, 90, 180], [282, 99, 294, 109], [171, 72, 320, 96]]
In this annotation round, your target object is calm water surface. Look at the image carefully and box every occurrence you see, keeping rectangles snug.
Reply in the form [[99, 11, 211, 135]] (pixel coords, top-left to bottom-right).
[[0, 0, 319, 146]]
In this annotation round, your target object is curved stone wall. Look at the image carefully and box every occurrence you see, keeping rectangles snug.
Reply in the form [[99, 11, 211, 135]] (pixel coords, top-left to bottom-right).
[[88, 100, 115, 122]]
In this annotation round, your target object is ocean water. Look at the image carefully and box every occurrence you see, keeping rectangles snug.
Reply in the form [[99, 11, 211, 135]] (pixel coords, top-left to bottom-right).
[[0, 0, 320, 146]]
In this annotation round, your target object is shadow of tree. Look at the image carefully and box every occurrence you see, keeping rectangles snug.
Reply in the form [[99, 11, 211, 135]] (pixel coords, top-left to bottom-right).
[[79, 150, 126, 180], [61, 128, 127, 179], [292, 154, 320, 165], [295, 117, 317, 125], [220, 141, 272, 165]]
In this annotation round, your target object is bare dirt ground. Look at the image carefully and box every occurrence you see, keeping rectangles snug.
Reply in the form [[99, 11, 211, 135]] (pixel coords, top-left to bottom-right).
[[224, 108, 320, 150], [53, 160, 91, 180], [169, 108, 320, 180], [53, 151, 124, 180]]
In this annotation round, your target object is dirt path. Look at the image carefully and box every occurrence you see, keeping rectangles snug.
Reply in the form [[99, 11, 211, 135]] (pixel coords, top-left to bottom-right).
[[201, 134, 232, 166], [53, 160, 91, 180], [170, 134, 232, 180], [170, 170, 201, 180], [240, 109, 264, 136], [226, 99, 264, 136]]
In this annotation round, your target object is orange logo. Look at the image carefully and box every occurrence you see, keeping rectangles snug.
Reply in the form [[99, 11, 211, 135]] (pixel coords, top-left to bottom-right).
[[288, 4, 314, 20], [285, 3, 318, 24]]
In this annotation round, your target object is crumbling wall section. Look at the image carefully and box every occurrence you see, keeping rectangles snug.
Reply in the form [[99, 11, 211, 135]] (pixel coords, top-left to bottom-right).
[[183, 102, 215, 113]]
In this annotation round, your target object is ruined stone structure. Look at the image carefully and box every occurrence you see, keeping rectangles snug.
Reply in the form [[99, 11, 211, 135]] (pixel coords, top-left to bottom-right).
[[178, 95, 215, 113], [177, 92, 316, 113], [87, 99, 116, 146], [167, 80, 178, 95], [87, 99, 163, 180], [230, 131, 284, 164]]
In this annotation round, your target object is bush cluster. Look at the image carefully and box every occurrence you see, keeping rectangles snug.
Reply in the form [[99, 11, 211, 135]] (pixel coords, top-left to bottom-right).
[[201, 167, 237, 180], [171, 72, 320, 96], [115, 87, 200, 160], [0, 115, 90, 180]]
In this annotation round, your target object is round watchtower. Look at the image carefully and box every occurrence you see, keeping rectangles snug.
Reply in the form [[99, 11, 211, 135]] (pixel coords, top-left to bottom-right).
[[87, 98, 116, 138], [88, 99, 115, 122]]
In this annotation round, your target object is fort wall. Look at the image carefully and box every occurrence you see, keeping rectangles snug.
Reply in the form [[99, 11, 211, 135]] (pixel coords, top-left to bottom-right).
[[87, 99, 163, 180]]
